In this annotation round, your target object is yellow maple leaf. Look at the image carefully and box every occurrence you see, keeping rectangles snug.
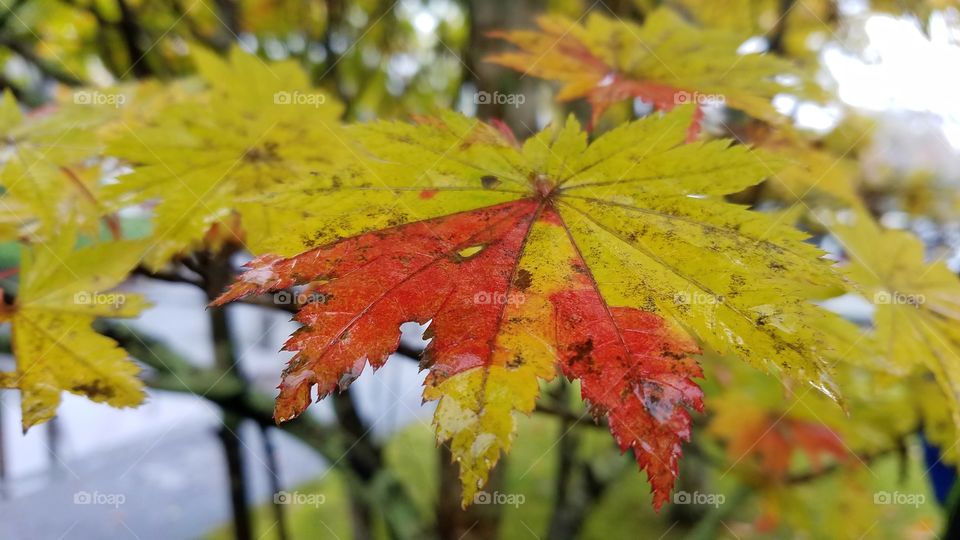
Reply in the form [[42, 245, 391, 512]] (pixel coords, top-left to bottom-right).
[[0, 88, 140, 242], [0, 88, 115, 169], [766, 139, 864, 209], [831, 211, 960, 430], [106, 46, 345, 269], [0, 234, 149, 429]]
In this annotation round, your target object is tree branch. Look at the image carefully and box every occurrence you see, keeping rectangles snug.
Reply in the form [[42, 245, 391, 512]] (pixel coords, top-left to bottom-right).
[[0, 36, 84, 86], [133, 266, 203, 288]]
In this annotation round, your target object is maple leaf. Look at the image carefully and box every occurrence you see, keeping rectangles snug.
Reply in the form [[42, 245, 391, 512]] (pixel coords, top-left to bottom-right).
[[0, 89, 125, 242], [831, 211, 960, 431], [667, 0, 837, 62], [732, 124, 864, 211], [105, 47, 344, 269], [767, 146, 862, 209], [703, 347, 921, 535], [214, 106, 849, 508], [0, 158, 117, 242], [916, 375, 960, 464], [0, 88, 112, 169], [709, 390, 849, 481], [488, 8, 818, 129], [667, 0, 780, 37], [0, 233, 149, 429]]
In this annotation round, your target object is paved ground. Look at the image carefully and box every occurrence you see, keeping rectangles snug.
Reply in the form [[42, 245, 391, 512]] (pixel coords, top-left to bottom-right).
[[0, 421, 325, 540]]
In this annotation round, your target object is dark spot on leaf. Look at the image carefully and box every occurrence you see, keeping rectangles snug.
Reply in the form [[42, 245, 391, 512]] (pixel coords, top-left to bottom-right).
[[72, 380, 115, 400], [242, 141, 281, 163], [481, 175, 501, 189], [661, 347, 686, 360], [513, 269, 533, 291], [567, 339, 594, 366]]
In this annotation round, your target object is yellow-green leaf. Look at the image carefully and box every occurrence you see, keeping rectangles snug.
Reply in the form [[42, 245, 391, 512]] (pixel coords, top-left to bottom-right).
[[106, 46, 345, 268], [1, 235, 149, 429], [831, 211, 960, 429]]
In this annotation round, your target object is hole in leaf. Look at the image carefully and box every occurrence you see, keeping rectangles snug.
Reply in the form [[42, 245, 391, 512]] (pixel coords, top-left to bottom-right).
[[400, 320, 432, 350]]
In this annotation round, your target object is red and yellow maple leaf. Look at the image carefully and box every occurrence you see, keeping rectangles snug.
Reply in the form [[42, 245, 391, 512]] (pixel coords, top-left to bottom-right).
[[214, 106, 850, 508], [216, 202, 703, 508], [488, 8, 818, 131], [713, 410, 849, 480]]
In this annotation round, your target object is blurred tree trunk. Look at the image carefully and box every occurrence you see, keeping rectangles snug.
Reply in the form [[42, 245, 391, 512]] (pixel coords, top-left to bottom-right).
[[217, 421, 252, 540], [544, 382, 629, 540], [115, 0, 154, 77], [332, 391, 379, 540], [0, 401, 5, 498], [601, 0, 640, 17], [666, 451, 711, 527], [436, 445, 506, 540], [260, 426, 289, 540], [546, 382, 590, 540], [464, 0, 542, 135], [204, 249, 253, 540], [214, 0, 241, 35], [46, 418, 62, 475], [322, 0, 348, 104]]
